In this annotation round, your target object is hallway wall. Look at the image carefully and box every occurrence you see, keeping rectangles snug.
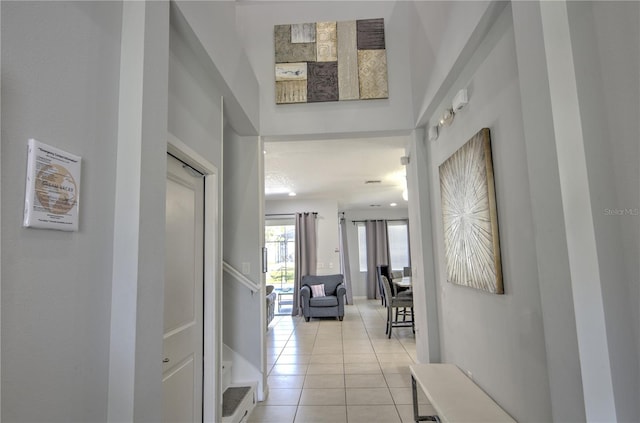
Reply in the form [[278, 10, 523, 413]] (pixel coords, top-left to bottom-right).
[[425, 7, 551, 422], [565, 3, 639, 419], [1, 2, 122, 421], [169, 12, 224, 166], [222, 128, 263, 385], [2, 1, 257, 421]]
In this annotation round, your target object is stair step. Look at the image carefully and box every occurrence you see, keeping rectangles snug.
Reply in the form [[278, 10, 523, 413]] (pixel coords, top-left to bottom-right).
[[222, 384, 256, 423]]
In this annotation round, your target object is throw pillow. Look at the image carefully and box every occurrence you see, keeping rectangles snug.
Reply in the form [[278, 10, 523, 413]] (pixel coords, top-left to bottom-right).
[[310, 284, 326, 298]]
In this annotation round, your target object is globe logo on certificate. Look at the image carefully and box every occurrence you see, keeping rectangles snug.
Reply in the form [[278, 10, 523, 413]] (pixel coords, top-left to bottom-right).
[[35, 164, 78, 214]]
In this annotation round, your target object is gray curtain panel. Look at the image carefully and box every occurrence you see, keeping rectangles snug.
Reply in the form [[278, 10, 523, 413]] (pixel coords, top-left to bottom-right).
[[293, 212, 317, 316], [365, 220, 390, 299], [339, 216, 353, 305]]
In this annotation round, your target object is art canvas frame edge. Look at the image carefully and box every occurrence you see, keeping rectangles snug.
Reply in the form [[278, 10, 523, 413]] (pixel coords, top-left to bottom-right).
[[480, 128, 503, 294]]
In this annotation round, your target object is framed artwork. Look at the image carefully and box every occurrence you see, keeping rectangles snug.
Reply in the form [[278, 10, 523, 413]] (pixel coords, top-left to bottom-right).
[[439, 128, 503, 294], [274, 19, 388, 104]]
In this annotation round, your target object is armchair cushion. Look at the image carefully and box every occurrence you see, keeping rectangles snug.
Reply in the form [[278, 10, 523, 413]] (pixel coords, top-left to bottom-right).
[[310, 284, 326, 297], [309, 296, 338, 307]]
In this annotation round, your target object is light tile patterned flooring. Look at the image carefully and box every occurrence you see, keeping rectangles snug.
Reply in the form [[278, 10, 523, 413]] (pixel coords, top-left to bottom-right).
[[248, 298, 435, 423]]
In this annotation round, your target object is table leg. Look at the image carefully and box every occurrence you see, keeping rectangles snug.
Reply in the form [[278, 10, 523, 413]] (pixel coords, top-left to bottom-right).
[[411, 375, 440, 422]]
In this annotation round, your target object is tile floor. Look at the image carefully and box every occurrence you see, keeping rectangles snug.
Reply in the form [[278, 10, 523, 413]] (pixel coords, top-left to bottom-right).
[[248, 297, 436, 423]]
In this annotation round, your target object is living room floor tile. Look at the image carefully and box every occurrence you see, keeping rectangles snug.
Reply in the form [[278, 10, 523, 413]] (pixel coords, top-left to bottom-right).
[[268, 375, 305, 389], [343, 362, 382, 375], [248, 405, 296, 423], [383, 373, 411, 388], [277, 354, 312, 364], [299, 388, 346, 406], [309, 354, 343, 364], [270, 364, 309, 376], [263, 388, 302, 406], [346, 388, 394, 405], [294, 405, 347, 423], [344, 374, 387, 388], [304, 374, 346, 389], [343, 353, 377, 363], [249, 299, 420, 423], [346, 405, 401, 423], [306, 363, 344, 375]]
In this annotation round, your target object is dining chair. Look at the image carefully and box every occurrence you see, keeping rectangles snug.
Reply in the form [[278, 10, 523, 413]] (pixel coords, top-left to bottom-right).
[[380, 275, 414, 338], [376, 265, 390, 307]]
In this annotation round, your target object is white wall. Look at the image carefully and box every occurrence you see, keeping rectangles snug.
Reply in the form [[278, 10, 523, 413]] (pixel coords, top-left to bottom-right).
[[510, 3, 586, 421], [173, 1, 259, 135], [222, 129, 263, 370], [1, 2, 122, 421], [236, 1, 415, 138], [566, 3, 639, 420], [511, 3, 639, 420], [425, 7, 552, 422], [2, 1, 259, 421], [405, 129, 440, 364], [590, 4, 639, 361], [341, 208, 408, 297], [408, 1, 493, 127], [266, 199, 340, 276], [169, 13, 224, 166]]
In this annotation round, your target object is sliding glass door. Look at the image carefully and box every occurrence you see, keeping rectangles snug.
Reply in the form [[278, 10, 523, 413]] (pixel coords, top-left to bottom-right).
[[265, 221, 295, 315]]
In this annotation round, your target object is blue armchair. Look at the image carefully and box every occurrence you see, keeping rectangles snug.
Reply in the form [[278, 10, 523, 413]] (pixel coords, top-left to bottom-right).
[[300, 274, 346, 322]]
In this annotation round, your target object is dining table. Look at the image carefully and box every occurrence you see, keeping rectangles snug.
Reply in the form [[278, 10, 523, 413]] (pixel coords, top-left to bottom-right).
[[393, 276, 412, 290]]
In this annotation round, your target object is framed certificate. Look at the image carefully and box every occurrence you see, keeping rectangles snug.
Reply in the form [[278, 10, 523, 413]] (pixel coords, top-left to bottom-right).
[[23, 139, 81, 231]]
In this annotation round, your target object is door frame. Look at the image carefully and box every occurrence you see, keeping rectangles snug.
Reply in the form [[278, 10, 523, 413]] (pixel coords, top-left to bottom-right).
[[167, 133, 220, 423]]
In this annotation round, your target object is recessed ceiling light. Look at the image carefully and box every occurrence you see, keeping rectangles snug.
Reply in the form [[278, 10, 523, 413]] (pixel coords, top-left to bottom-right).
[[288, 192, 297, 197], [390, 203, 397, 207]]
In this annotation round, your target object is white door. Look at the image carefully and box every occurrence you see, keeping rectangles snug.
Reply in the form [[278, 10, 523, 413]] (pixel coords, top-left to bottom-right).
[[163, 153, 204, 423]]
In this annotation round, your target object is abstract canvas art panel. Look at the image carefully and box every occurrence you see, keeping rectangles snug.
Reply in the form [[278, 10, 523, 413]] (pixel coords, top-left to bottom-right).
[[439, 128, 503, 294], [274, 18, 388, 104]]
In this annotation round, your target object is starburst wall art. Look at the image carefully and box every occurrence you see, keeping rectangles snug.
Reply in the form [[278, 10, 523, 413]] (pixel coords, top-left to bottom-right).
[[439, 128, 503, 294]]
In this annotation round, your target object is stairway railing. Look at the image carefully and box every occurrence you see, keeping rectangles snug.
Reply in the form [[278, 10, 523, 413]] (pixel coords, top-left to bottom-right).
[[222, 261, 260, 294]]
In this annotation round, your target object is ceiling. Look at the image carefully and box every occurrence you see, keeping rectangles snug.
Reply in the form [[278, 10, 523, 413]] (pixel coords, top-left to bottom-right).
[[264, 135, 410, 211]]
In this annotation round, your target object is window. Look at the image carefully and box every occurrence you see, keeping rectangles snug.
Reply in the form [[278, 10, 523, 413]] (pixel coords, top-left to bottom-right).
[[387, 222, 410, 271], [357, 224, 367, 271], [357, 221, 410, 272]]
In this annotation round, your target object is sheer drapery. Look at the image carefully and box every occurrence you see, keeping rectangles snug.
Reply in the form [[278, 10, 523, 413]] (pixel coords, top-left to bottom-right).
[[339, 215, 353, 304], [365, 220, 390, 299], [293, 212, 317, 316]]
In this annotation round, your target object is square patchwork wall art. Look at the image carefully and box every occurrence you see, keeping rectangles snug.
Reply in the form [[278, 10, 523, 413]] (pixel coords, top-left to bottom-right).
[[274, 18, 388, 104]]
